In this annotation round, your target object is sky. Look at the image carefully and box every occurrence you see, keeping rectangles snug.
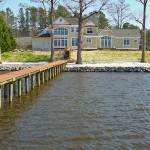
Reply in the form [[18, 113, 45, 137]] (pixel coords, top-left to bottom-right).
[[0, 0, 150, 29]]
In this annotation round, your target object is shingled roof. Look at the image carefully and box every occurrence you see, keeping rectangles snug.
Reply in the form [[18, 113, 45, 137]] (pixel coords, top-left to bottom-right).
[[59, 17, 99, 26], [111, 29, 141, 38]]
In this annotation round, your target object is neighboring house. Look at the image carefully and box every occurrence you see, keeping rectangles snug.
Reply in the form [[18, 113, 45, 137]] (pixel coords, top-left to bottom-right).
[[32, 17, 141, 51]]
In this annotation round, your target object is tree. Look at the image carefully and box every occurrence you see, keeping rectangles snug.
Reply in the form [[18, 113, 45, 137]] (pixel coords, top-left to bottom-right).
[[30, 0, 58, 62], [108, 0, 131, 29], [98, 11, 109, 28], [18, 7, 25, 36], [134, 0, 148, 62], [122, 22, 140, 29], [30, 7, 38, 36], [0, 14, 16, 53], [5, 8, 15, 28], [55, 5, 71, 18], [65, 0, 109, 64], [25, 8, 30, 36], [38, 7, 47, 29]]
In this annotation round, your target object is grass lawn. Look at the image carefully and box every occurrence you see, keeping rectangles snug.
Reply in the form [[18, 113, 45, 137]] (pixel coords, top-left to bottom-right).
[[1, 50, 150, 63], [71, 50, 150, 63]]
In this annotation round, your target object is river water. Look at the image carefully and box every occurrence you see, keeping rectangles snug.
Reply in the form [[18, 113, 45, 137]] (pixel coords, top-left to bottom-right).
[[0, 72, 150, 149]]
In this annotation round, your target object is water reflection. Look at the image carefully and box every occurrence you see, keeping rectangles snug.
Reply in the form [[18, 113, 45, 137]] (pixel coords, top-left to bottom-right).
[[0, 72, 150, 149]]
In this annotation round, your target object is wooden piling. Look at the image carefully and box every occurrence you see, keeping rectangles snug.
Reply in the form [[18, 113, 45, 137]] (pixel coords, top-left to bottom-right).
[[41, 71, 45, 84], [31, 75, 35, 89], [13, 81, 16, 94], [9, 82, 13, 102], [18, 79, 22, 97], [0, 86, 1, 108], [25, 76, 29, 93], [46, 69, 48, 81], [4, 84, 7, 98], [37, 72, 41, 86]]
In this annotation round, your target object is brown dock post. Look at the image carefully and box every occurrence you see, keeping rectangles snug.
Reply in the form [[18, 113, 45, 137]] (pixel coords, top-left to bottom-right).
[[41, 71, 45, 84], [0, 86, 1, 108], [51, 67, 54, 78], [25, 76, 29, 93], [4, 84, 8, 98], [37, 72, 41, 86], [56, 66, 58, 75], [13, 81, 16, 94], [54, 66, 57, 76], [59, 65, 61, 73], [9, 82, 13, 102], [49, 68, 51, 79], [46, 69, 48, 81], [18, 79, 22, 97], [31, 75, 35, 89]]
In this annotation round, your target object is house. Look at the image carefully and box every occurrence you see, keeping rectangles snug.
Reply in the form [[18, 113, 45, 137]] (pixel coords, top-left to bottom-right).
[[32, 17, 141, 51]]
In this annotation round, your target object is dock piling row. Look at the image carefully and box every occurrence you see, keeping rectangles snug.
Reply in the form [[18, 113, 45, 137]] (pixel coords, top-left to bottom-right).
[[0, 61, 67, 107]]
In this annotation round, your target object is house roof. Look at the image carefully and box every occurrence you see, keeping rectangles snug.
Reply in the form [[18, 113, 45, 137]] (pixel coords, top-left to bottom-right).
[[36, 27, 50, 37], [111, 29, 141, 38], [56, 17, 99, 26]]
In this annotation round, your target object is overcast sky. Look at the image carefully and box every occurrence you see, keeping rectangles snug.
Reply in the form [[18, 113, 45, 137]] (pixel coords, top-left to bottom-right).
[[0, 0, 150, 29]]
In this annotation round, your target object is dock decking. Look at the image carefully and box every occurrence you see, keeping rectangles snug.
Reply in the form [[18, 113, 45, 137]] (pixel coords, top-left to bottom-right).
[[0, 60, 68, 107]]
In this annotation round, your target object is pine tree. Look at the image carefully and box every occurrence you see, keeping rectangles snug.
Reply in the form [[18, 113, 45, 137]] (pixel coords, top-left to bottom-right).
[[0, 14, 16, 53], [98, 11, 109, 29]]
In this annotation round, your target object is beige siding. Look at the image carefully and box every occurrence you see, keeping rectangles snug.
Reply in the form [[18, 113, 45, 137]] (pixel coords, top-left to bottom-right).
[[83, 37, 97, 49], [99, 30, 115, 36], [113, 38, 140, 49]]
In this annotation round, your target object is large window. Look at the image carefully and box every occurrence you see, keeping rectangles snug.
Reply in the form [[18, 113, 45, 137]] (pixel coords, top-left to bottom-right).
[[72, 38, 78, 46], [101, 36, 111, 48], [124, 38, 130, 45], [54, 37, 68, 48], [87, 28, 94, 34], [54, 27, 68, 35]]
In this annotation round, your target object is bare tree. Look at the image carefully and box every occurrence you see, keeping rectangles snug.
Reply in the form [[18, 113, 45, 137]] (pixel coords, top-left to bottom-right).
[[134, 0, 148, 62], [65, 0, 108, 64], [108, 0, 131, 29], [30, 0, 58, 62]]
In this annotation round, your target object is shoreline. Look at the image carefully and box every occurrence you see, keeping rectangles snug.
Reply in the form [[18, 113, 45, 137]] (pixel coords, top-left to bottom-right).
[[65, 62, 150, 72], [1, 62, 150, 72]]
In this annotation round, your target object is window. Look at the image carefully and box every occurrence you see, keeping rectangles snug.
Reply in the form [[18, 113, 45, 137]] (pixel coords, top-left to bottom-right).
[[87, 28, 94, 34], [72, 38, 78, 46], [86, 38, 92, 43], [134, 39, 138, 43], [71, 27, 74, 33], [76, 27, 79, 32], [54, 27, 68, 35], [54, 37, 68, 48], [101, 36, 111, 48], [124, 38, 130, 45]]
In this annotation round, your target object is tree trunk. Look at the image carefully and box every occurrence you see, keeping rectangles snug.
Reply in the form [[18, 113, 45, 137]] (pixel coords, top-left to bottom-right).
[[76, 0, 82, 64], [141, 1, 146, 63], [49, 0, 54, 62]]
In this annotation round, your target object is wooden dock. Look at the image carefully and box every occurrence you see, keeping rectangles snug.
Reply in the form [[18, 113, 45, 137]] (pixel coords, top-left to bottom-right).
[[0, 60, 68, 108]]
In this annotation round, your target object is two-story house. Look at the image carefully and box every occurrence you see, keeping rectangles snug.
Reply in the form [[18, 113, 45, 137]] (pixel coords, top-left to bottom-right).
[[32, 16, 141, 51]]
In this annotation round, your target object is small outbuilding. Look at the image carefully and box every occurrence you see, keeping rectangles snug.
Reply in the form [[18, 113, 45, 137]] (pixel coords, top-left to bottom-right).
[[32, 27, 51, 51]]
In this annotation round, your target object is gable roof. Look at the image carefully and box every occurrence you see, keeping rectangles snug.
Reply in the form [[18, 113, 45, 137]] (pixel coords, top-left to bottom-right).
[[36, 27, 50, 37], [111, 29, 141, 38], [54, 17, 98, 26]]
